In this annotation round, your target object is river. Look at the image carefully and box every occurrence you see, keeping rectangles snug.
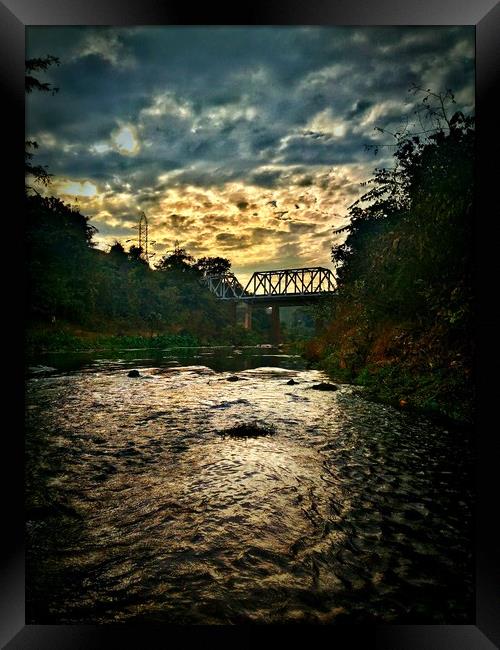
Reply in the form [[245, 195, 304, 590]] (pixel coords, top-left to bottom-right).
[[25, 345, 474, 624]]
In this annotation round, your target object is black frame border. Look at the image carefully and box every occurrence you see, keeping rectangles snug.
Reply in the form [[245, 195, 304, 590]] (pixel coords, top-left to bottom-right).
[[2, 0, 499, 647]]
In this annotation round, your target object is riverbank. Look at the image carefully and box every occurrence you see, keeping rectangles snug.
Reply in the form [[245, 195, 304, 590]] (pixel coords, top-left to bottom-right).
[[26, 328, 200, 355], [25, 323, 265, 356], [299, 335, 473, 427]]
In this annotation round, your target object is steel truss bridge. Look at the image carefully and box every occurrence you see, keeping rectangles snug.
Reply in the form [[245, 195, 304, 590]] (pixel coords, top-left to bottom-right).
[[203, 267, 336, 341], [204, 267, 336, 304]]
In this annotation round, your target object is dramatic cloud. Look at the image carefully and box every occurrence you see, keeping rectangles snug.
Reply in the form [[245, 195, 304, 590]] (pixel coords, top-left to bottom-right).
[[26, 26, 474, 281]]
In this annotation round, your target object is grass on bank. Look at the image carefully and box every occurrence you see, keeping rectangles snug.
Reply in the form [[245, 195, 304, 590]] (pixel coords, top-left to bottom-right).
[[26, 321, 267, 355], [316, 350, 473, 426]]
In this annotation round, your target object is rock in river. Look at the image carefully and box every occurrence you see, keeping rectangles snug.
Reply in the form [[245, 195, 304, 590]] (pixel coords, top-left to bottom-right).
[[310, 382, 338, 391], [127, 369, 141, 378], [218, 422, 276, 438]]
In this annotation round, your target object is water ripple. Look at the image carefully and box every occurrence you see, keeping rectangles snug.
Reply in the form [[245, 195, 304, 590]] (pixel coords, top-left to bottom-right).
[[26, 348, 473, 624]]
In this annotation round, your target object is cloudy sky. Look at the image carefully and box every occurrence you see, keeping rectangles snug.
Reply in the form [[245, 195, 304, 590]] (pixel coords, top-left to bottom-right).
[[26, 26, 474, 283]]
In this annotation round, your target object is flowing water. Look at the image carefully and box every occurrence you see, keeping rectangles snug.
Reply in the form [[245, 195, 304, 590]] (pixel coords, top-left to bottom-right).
[[26, 346, 474, 624]]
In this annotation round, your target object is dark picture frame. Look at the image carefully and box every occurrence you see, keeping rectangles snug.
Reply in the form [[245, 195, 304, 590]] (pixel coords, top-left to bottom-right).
[[2, 1, 499, 647]]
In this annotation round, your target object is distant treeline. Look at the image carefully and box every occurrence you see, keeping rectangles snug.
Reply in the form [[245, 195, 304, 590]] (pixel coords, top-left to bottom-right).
[[306, 89, 474, 423]]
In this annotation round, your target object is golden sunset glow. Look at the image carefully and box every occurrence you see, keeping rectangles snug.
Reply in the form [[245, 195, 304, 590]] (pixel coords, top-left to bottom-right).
[[26, 26, 474, 279]]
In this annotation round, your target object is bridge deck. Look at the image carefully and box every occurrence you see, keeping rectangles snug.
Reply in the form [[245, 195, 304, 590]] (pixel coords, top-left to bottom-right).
[[241, 292, 335, 306]]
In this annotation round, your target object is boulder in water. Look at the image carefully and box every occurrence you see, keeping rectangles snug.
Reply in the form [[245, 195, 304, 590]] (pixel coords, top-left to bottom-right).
[[218, 422, 276, 438], [310, 382, 338, 391], [286, 378, 299, 385], [127, 369, 140, 378], [226, 375, 248, 382]]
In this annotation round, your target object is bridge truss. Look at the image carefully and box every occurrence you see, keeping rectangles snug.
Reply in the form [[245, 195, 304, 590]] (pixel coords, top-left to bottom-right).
[[205, 273, 246, 299], [204, 266, 336, 302]]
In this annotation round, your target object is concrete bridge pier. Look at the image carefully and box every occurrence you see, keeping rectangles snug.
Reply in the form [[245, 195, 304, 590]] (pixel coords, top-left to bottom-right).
[[228, 301, 237, 324], [271, 305, 280, 344], [243, 303, 252, 330]]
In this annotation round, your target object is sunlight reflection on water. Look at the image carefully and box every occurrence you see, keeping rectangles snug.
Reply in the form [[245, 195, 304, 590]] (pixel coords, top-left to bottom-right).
[[26, 348, 473, 624]]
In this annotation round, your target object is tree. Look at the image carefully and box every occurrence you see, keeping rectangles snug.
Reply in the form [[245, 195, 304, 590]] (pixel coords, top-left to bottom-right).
[[25, 55, 60, 94], [26, 194, 98, 321], [332, 87, 474, 293], [155, 245, 195, 272], [128, 245, 148, 265], [108, 241, 129, 267], [193, 256, 231, 277], [317, 87, 475, 420], [25, 55, 60, 190]]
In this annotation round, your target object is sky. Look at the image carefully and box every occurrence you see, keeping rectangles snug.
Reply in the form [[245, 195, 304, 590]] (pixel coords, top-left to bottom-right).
[[26, 26, 475, 283]]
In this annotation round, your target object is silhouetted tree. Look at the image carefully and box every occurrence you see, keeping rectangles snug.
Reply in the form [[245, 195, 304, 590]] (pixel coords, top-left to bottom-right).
[[25, 55, 60, 190], [25, 55, 60, 94], [193, 256, 231, 277], [128, 245, 148, 265], [156, 246, 195, 272], [109, 241, 126, 256], [26, 194, 97, 321]]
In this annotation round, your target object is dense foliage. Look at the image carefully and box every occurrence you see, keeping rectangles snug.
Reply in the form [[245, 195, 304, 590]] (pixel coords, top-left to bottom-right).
[[307, 90, 475, 422], [25, 201, 275, 350]]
